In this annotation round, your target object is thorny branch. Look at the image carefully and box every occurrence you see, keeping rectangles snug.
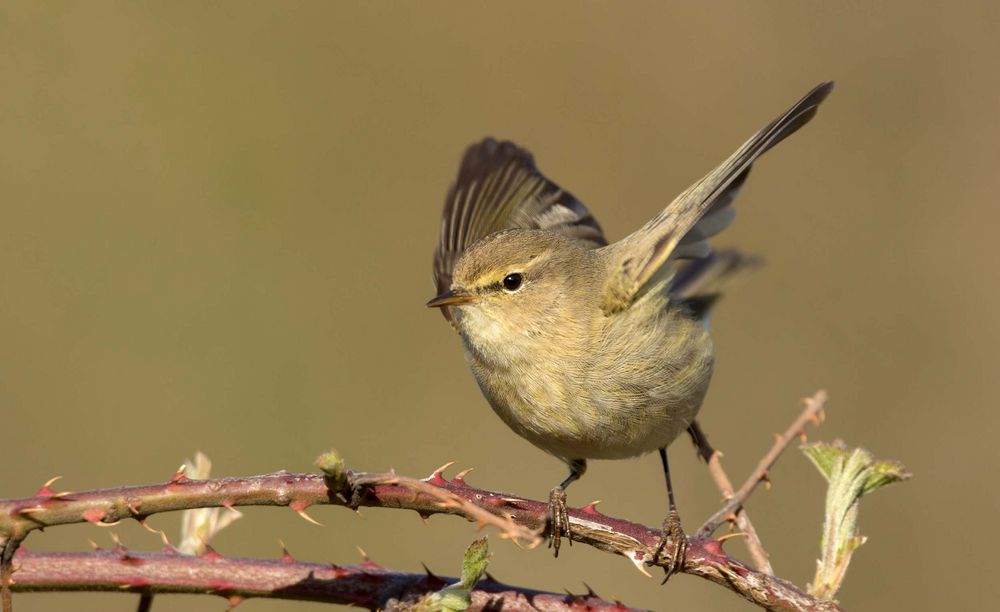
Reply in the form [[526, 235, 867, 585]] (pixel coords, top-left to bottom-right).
[[695, 390, 828, 573], [1, 393, 840, 611], [698, 390, 828, 538], [704, 452, 774, 574], [9, 549, 641, 611]]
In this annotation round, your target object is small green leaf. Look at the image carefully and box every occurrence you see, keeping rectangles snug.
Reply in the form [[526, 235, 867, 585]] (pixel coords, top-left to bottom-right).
[[413, 538, 491, 611], [861, 459, 911, 497], [314, 449, 348, 491], [457, 537, 490, 589], [801, 440, 850, 482]]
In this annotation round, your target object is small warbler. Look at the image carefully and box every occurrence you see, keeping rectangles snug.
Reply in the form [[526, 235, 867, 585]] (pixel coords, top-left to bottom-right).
[[428, 82, 832, 575]]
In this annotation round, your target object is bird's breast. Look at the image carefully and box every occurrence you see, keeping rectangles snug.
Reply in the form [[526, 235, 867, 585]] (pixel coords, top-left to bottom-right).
[[457, 301, 714, 461]]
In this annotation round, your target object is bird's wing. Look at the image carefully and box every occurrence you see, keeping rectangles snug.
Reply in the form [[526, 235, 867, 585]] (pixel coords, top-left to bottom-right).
[[433, 138, 607, 296], [599, 82, 833, 315]]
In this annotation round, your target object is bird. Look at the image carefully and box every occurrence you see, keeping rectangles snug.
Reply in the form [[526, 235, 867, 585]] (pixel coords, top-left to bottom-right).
[[427, 82, 833, 576]]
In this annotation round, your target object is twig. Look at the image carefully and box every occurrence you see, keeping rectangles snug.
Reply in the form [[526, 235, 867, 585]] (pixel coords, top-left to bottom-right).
[[690, 421, 774, 574], [9, 549, 642, 611], [698, 390, 828, 537], [704, 452, 774, 574]]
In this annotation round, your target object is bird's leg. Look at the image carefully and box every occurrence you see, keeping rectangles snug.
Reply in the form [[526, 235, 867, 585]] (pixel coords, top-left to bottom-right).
[[687, 420, 716, 463], [545, 458, 586, 557], [653, 447, 687, 581]]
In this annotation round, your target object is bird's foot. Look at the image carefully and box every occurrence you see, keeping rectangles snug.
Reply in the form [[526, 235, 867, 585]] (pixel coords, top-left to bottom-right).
[[652, 509, 687, 583], [544, 486, 571, 557]]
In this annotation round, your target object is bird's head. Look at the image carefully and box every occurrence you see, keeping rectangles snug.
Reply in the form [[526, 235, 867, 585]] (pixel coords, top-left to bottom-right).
[[427, 230, 592, 349]]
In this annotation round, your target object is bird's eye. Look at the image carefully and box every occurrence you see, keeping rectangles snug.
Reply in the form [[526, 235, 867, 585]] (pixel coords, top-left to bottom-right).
[[502, 273, 524, 292]]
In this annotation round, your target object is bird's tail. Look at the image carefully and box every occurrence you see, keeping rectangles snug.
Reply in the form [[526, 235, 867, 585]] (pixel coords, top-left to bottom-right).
[[669, 249, 760, 319]]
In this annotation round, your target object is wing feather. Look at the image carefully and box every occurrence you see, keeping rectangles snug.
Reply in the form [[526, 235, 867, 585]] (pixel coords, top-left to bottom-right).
[[600, 82, 834, 314], [433, 139, 607, 296]]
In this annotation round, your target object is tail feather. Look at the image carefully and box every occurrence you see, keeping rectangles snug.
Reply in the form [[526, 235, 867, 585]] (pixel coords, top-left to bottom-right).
[[670, 249, 760, 318]]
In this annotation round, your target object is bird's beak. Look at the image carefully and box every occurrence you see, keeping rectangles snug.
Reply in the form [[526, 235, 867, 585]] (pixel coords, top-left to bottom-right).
[[426, 288, 478, 308]]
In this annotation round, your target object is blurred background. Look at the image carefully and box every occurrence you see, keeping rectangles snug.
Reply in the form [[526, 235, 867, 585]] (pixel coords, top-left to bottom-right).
[[2, 2, 996, 610]]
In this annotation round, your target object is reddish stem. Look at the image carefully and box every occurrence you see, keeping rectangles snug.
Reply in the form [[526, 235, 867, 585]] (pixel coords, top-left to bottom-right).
[[10, 548, 641, 611]]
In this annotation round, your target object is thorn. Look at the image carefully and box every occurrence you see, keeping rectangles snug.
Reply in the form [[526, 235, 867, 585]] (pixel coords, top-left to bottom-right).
[[357, 546, 381, 570], [199, 544, 224, 561], [83, 507, 106, 523], [582, 500, 603, 515], [226, 595, 244, 610], [773, 432, 784, 445], [421, 562, 444, 585], [279, 540, 295, 563], [426, 461, 456, 485], [224, 504, 243, 521], [117, 549, 144, 566], [717, 531, 747, 543], [484, 570, 497, 583], [83, 506, 120, 527], [126, 498, 143, 516], [702, 539, 727, 557], [335, 492, 349, 505], [582, 581, 598, 597], [170, 464, 188, 484], [108, 533, 141, 565], [628, 552, 653, 578], [453, 467, 474, 484], [87, 539, 101, 550], [289, 499, 323, 526], [295, 508, 323, 525], [34, 476, 63, 498]]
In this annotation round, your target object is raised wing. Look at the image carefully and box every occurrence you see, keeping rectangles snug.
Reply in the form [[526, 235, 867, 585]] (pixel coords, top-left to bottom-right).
[[600, 82, 834, 314], [433, 138, 607, 296]]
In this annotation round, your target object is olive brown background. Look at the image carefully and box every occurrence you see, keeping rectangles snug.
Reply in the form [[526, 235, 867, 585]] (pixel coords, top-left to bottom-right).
[[2, 2, 996, 610]]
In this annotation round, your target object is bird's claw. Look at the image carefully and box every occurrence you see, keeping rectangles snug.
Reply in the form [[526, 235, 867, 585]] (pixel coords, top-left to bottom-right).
[[545, 486, 571, 557], [653, 509, 687, 583]]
